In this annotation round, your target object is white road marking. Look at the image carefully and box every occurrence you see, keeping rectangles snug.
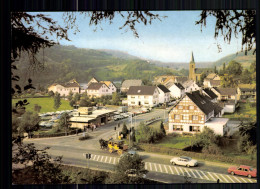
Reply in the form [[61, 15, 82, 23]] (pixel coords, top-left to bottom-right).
[[113, 158, 116, 164], [240, 177, 248, 183], [96, 155, 100, 162], [159, 164, 163, 172], [109, 157, 112, 164], [164, 165, 169, 174], [246, 179, 253, 183], [100, 156, 104, 162], [226, 175, 235, 183], [92, 155, 96, 160], [174, 166, 179, 175], [149, 163, 152, 171], [231, 175, 241, 183], [169, 166, 174, 174], [184, 168, 191, 177], [199, 170, 209, 180], [154, 163, 158, 172], [190, 169, 197, 178], [213, 173, 224, 183], [195, 170, 204, 179], [207, 172, 215, 180], [105, 156, 108, 163], [178, 167, 185, 175], [219, 174, 229, 183]]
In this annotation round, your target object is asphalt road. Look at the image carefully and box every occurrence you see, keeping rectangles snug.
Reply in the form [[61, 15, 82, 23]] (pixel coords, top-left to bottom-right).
[[22, 109, 256, 184]]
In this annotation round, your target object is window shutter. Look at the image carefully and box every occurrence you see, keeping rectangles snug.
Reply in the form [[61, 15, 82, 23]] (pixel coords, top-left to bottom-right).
[[198, 116, 201, 120], [171, 114, 175, 119], [190, 115, 192, 120]]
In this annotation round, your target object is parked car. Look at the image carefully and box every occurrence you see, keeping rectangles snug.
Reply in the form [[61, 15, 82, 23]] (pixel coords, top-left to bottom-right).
[[114, 115, 122, 121], [120, 150, 137, 159], [228, 165, 257, 178], [125, 169, 146, 178], [170, 156, 198, 167]]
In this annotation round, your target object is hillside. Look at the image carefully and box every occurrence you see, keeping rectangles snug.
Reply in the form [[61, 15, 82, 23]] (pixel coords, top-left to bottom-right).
[[14, 45, 183, 88], [213, 50, 256, 69]]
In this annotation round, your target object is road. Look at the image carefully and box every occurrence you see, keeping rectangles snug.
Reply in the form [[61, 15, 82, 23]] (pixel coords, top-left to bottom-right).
[[22, 109, 256, 183]]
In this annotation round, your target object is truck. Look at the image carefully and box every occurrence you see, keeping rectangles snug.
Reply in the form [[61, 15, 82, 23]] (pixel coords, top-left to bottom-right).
[[118, 106, 128, 113]]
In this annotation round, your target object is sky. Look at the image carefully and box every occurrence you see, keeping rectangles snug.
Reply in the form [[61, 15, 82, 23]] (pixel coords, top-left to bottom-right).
[[32, 11, 242, 63]]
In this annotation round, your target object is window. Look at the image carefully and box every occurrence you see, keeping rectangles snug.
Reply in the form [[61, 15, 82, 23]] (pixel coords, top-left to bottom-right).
[[182, 115, 189, 120], [178, 105, 183, 110], [173, 125, 183, 131], [189, 126, 200, 132], [192, 115, 198, 120], [189, 106, 194, 110], [174, 115, 180, 119]]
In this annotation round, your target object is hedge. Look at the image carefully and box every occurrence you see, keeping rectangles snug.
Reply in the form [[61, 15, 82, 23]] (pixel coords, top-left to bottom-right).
[[139, 144, 256, 167], [32, 129, 82, 138]]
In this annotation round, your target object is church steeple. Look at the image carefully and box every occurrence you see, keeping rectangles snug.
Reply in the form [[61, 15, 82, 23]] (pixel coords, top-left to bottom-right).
[[190, 51, 194, 62]]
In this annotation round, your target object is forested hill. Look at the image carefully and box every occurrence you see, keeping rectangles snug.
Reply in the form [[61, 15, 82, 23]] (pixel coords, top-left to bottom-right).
[[14, 45, 184, 87]]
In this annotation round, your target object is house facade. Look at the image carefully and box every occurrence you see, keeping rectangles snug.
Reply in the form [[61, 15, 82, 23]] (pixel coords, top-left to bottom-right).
[[203, 73, 221, 88], [87, 77, 99, 86], [86, 83, 112, 98], [48, 80, 80, 96], [100, 81, 117, 94], [237, 87, 256, 100], [127, 86, 159, 107], [211, 88, 237, 103], [182, 80, 201, 93], [169, 91, 228, 136], [167, 82, 185, 99], [157, 85, 171, 104]]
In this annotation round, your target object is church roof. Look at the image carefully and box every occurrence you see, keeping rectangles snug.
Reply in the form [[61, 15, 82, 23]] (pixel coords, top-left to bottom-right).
[[190, 51, 194, 62]]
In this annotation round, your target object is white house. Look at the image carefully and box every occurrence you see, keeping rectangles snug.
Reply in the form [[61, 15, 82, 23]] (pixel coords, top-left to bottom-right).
[[167, 82, 185, 99], [100, 81, 117, 94], [182, 80, 201, 93], [168, 91, 228, 136], [87, 83, 112, 98], [157, 85, 171, 104], [87, 77, 99, 86], [48, 79, 80, 96], [127, 86, 159, 107]]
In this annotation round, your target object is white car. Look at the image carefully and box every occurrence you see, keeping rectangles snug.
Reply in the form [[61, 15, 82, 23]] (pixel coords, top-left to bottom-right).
[[170, 156, 198, 167]]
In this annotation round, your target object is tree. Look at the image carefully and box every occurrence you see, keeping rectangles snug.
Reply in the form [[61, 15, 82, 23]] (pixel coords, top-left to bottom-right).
[[48, 90, 54, 97], [241, 69, 251, 84], [238, 121, 256, 145], [67, 91, 74, 101], [53, 92, 61, 110], [193, 127, 217, 149], [214, 66, 218, 74], [73, 93, 81, 102], [79, 99, 91, 107], [112, 92, 120, 105], [159, 121, 166, 136], [58, 113, 71, 135], [34, 104, 42, 113], [196, 10, 256, 54], [106, 153, 147, 184], [69, 99, 76, 108], [220, 75, 236, 88], [226, 61, 243, 76], [12, 143, 70, 184], [121, 122, 128, 138], [18, 111, 40, 138], [198, 72, 206, 86], [142, 79, 153, 86], [131, 127, 136, 142]]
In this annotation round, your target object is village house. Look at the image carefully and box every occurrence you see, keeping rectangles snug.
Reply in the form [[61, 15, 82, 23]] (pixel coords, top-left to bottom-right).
[[166, 82, 185, 99], [182, 80, 201, 93], [126, 86, 159, 107], [211, 87, 238, 113], [202, 88, 218, 103], [203, 73, 221, 88], [174, 76, 189, 84], [237, 84, 256, 100], [100, 81, 117, 94], [121, 79, 143, 92], [86, 83, 112, 98], [48, 79, 80, 96], [153, 75, 175, 85], [157, 85, 171, 104], [168, 91, 228, 136], [87, 77, 99, 86]]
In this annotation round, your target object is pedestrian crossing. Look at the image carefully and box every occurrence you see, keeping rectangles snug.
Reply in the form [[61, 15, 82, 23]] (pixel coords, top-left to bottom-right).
[[89, 154, 257, 183]]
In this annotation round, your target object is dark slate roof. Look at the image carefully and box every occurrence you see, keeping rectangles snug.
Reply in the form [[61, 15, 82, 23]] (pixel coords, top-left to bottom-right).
[[212, 103, 223, 116], [121, 80, 143, 88], [186, 91, 215, 115], [87, 83, 105, 90], [157, 85, 170, 93], [127, 86, 157, 95], [203, 88, 218, 99], [214, 88, 237, 95], [63, 83, 80, 88], [175, 76, 188, 84], [174, 83, 185, 90]]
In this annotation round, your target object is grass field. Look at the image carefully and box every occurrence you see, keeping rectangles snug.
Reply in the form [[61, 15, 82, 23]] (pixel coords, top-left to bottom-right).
[[12, 97, 73, 113], [223, 101, 256, 121]]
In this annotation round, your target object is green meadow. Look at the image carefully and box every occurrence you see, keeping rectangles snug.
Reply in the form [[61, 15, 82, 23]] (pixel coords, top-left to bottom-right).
[[12, 97, 73, 113]]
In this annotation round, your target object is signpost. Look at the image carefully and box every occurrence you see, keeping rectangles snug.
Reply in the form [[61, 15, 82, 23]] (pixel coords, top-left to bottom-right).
[[83, 153, 91, 168]]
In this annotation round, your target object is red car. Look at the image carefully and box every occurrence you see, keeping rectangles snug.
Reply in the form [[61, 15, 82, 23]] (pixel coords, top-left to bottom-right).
[[228, 165, 257, 178]]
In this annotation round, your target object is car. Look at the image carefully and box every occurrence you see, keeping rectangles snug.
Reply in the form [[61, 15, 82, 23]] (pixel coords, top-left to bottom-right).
[[120, 150, 137, 159], [170, 156, 198, 167], [228, 165, 257, 178], [125, 169, 146, 178]]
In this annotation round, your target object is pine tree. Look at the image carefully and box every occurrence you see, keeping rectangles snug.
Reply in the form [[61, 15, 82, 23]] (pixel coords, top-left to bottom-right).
[[53, 92, 61, 110], [160, 121, 166, 136], [121, 122, 128, 138]]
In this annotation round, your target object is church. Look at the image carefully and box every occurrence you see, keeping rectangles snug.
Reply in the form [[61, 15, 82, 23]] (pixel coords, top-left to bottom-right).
[[189, 52, 213, 83]]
